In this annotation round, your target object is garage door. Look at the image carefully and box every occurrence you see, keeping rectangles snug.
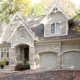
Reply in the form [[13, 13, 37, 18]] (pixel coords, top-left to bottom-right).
[[63, 51, 80, 69], [40, 52, 57, 69]]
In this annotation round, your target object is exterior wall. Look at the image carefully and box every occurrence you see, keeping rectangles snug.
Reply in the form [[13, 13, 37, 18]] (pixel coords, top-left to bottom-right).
[[9, 48, 17, 65], [0, 43, 17, 66], [11, 27, 34, 48], [35, 40, 80, 69], [61, 41, 80, 69], [0, 40, 80, 70], [2, 16, 21, 41], [61, 42, 80, 53], [49, 12, 66, 21], [35, 42, 61, 69], [29, 47, 36, 69]]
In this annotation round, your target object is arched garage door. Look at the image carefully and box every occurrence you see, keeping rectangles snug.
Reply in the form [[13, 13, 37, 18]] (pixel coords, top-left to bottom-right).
[[40, 52, 57, 69], [63, 51, 80, 69]]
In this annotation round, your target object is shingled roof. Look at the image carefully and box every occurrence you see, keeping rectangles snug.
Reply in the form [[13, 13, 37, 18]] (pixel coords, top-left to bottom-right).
[[27, 16, 80, 42]]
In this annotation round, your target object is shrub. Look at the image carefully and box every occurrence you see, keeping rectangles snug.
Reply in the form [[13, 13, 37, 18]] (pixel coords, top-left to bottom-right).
[[24, 61, 30, 70], [0, 60, 6, 69], [23, 59, 30, 70], [0, 60, 6, 66], [15, 63, 24, 71]]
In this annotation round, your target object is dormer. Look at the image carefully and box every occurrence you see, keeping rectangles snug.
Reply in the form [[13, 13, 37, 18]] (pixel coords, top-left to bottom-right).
[[41, 3, 71, 37]]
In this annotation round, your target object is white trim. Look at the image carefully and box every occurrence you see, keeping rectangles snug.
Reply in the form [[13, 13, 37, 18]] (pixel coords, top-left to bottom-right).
[[38, 51, 58, 54], [2, 12, 35, 42], [40, 3, 71, 24], [7, 21, 35, 42], [0, 48, 9, 59], [66, 20, 69, 35], [50, 22, 55, 34], [50, 22, 61, 35], [62, 49, 80, 54]]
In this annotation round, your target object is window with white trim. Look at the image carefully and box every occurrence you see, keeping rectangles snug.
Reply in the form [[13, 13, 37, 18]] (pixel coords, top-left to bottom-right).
[[51, 23, 61, 34], [1, 48, 9, 58]]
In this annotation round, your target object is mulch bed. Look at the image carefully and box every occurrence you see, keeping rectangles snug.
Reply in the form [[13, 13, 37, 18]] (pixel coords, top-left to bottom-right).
[[0, 70, 80, 80]]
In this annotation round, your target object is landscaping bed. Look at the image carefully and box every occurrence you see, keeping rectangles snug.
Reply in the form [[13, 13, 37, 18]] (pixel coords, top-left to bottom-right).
[[0, 70, 80, 80]]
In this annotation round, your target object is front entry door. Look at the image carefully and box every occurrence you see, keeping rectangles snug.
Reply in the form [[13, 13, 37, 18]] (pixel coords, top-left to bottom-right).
[[24, 47, 29, 61]]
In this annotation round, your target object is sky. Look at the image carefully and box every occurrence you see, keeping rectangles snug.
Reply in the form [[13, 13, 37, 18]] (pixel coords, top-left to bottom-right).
[[32, 0, 80, 7], [71, 0, 80, 7]]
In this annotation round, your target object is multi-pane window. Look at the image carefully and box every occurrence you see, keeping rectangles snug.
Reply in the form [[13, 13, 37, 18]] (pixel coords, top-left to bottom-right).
[[51, 23, 61, 34], [1, 48, 9, 58]]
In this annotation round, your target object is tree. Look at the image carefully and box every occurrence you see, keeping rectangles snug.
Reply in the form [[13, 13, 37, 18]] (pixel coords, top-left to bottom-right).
[[73, 7, 80, 32], [73, 7, 80, 21], [31, 0, 76, 17], [0, 0, 32, 23], [31, 0, 51, 16], [53, 0, 76, 17]]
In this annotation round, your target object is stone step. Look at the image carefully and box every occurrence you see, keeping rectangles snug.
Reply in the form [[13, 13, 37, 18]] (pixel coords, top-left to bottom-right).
[[0, 69, 14, 73], [4, 65, 15, 70]]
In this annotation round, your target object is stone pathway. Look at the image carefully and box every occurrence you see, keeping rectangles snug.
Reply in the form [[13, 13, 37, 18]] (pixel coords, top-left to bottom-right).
[[0, 70, 80, 80]]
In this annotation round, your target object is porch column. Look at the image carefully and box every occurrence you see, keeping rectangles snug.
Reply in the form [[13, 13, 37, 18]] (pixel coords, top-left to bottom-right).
[[9, 48, 17, 65], [29, 47, 36, 69]]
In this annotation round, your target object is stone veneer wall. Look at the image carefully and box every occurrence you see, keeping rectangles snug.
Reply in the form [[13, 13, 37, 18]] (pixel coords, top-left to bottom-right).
[[34, 40, 80, 69], [9, 48, 17, 65], [35, 42, 61, 69], [29, 47, 36, 69]]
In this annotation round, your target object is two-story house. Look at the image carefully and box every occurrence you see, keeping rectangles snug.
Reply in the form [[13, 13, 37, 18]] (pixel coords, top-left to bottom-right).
[[0, 3, 80, 71]]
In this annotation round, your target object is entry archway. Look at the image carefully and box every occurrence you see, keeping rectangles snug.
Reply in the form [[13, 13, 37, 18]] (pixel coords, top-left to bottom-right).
[[15, 44, 29, 62]]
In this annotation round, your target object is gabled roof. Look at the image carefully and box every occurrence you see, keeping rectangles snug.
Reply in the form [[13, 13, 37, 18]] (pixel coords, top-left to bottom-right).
[[41, 2, 71, 24], [7, 21, 35, 42], [2, 12, 35, 42], [30, 20, 80, 42]]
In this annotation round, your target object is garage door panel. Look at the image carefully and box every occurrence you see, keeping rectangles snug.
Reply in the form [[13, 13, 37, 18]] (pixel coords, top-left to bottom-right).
[[40, 52, 57, 69], [63, 51, 80, 69]]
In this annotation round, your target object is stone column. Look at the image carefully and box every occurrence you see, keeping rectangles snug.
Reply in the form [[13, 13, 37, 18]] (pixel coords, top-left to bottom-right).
[[29, 47, 36, 69], [9, 48, 17, 65], [57, 53, 61, 69]]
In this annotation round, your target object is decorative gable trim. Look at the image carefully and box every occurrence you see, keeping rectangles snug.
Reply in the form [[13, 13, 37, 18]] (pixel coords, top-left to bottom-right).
[[7, 21, 35, 42], [4, 12, 27, 32], [2, 12, 35, 42], [40, 2, 71, 24], [9, 12, 27, 25]]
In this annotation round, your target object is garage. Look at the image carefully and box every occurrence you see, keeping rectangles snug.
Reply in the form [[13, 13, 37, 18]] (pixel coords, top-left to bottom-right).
[[40, 52, 57, 69], [63, 51, 80, 69]]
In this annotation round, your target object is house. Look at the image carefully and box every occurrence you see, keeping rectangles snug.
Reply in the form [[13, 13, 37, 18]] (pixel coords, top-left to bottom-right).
[[0, 2, 80, 71]]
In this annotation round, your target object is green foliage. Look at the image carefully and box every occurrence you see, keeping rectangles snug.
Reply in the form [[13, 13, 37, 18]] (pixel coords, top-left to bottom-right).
[[0, 60, 6, 66], [31, 0, 51, 16], [0, 0, 32, 23], [73, 8, 80, 21], [24, 59, 30, 70], [31, 0, 76, 17]]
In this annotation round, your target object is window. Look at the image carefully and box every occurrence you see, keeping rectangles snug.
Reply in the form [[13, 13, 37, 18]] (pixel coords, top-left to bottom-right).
[[51, 23, 61, 34], [19, 27, 26, 39], [1, 48, 9, 58], [51, 23, 55, 34]]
